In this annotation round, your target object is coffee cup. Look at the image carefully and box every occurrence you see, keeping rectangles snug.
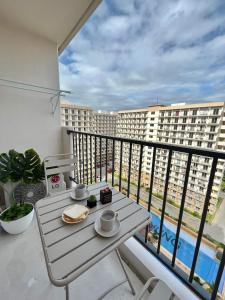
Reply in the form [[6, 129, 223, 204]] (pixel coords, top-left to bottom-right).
[[75, 184, 87, 198], [100, 210, 118, 232]]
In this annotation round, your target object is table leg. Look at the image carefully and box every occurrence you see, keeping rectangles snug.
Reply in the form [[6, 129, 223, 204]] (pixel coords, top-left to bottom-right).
[[65, 284, 69, 300], [115, 248, 136, 295]]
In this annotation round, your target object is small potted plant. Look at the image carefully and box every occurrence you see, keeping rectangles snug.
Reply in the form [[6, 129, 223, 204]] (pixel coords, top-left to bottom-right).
[[87, 195, 97, 208], [0, 148, 45, 234]]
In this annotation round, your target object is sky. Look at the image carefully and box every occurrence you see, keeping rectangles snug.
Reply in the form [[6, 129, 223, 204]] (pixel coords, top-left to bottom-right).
[[59, 0, 225, 111]]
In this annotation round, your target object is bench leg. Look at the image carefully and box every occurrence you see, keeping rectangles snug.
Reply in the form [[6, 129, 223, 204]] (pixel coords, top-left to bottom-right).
[[115, 248, 136, 295], [65, 284, 69, 300]]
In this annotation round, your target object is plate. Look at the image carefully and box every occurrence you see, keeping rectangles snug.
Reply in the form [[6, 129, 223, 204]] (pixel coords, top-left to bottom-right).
[[94, 217, 120, 238], [70, 190, 90, 201], [62, 205, 89, 224]]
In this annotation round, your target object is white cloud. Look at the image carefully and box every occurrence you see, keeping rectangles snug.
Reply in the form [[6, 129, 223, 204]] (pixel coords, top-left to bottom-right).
[[59, 0, 225, 110]]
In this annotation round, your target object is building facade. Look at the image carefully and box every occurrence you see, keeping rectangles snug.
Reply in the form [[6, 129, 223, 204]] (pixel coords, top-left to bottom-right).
[[60, 103, 93, 132], [117, 102, 225, 215], [60, 102, 118, 181], [94, 111, 117, 136], [61, 102, 117, 135], [154, 102, 225, 215]]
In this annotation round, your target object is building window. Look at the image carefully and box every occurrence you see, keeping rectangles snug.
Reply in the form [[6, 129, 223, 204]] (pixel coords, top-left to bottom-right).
[[213, 108, 219, 115], [209, 134, 214, 140], [192, 110, 197, 115], [189, 133, 193, 138], [212, 118, 217, 123], [184, 110, 188, 116], [65, 109, 68, 113], [188, 140, 192, 145], [191, 118, 195, 123], [197, 141, 202, 147], [65, 121, 69, 126], [210, 126, 216, 132], [207, 142, 212, 148]]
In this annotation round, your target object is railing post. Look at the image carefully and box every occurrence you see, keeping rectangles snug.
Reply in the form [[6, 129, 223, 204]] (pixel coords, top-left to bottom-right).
[[137, 144, 144, 204], [127, 142, 132, 197], [90, 135, 93, 184], [119, 141, 123, 192], [106, 138, 108, 182], [112, 139, 115, 187], [95, 136, 97, 183], [157, 149, 172, 254]]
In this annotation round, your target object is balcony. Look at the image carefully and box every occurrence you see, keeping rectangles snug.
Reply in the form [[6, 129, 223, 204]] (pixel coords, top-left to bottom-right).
[[65, 129, 225, 300]]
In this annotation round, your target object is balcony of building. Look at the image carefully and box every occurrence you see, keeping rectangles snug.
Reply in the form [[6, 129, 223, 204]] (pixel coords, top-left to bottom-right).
[[63, 129, 225, 300]]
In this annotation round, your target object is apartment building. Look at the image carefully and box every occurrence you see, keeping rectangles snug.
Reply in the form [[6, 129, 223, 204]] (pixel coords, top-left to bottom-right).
[[117, 102, 225, 215], [94, 111, 117, 136], [61, 102, 93, 131], [154, 102, 225, 215], [61, 102, 118, 135], [116, 106, 162, 183], [60, 102, 118, 180]]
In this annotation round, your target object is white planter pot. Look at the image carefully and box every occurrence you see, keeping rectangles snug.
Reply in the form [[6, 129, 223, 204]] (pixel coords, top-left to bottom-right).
[[0, 203, 34, 234]]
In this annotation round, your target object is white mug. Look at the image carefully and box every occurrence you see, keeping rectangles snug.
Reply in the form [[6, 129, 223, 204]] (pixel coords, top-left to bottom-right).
[[75, 184, 87, 198], [100, 210, 118, 232]]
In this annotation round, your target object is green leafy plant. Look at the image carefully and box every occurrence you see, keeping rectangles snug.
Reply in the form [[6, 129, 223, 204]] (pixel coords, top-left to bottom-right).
[[89, 195, 97, 202], [0, 148, 44, 222], [0, 148, 44, 184], [0, 201, 33, 221]]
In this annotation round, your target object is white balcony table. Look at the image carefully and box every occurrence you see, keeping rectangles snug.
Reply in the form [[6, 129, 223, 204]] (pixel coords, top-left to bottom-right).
[[35, 182, 150, 300]]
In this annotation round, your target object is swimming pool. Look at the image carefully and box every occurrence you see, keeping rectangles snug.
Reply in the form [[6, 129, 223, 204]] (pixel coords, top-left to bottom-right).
[[150, 212, 225, 293]]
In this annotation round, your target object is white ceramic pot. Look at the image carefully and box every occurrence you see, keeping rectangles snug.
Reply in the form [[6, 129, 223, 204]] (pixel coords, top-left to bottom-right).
[[0, 203, 34, 234]]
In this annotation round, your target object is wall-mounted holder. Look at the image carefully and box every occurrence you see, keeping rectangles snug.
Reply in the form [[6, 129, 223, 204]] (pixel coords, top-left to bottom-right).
[[0, 77, 71, 115]]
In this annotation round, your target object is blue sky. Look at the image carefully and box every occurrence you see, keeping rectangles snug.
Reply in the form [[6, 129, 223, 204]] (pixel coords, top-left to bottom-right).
[[59, 0, 225, 111]]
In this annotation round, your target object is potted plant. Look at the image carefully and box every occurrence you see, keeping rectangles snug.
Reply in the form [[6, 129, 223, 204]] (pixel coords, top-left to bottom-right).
[[0, 148, 45, 234], [87, 195, 97, 208]]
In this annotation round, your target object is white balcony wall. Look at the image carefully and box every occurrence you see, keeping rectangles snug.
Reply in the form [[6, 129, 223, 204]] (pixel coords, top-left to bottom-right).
[[0, 22, 61, 158]]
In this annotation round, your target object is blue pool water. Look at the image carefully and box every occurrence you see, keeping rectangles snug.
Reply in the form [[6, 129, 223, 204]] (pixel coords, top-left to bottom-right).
[[150, 212, 225, 293]]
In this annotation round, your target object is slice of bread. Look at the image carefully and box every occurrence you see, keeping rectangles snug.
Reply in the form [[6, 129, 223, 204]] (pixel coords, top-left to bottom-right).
[[63, 204, 88, 222]]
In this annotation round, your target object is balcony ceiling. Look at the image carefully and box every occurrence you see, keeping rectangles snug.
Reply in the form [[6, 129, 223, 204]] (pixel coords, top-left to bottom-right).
[[0, 0, 101, 54]]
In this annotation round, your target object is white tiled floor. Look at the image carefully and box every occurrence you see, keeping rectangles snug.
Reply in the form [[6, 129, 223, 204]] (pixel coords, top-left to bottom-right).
[[0, 216, 147, 300]]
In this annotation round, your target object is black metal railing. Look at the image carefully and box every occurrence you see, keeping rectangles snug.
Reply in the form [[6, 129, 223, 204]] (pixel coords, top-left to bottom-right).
[[67, 129, 225, 300]]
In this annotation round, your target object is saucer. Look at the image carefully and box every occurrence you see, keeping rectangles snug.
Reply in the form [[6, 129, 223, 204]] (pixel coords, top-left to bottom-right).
[[70, 190, 90, 201], [94, 217, 120, 238]]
